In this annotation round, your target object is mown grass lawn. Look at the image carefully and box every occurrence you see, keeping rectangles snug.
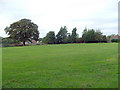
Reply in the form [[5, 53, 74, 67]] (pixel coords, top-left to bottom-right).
[[2, 43, 118, 88]]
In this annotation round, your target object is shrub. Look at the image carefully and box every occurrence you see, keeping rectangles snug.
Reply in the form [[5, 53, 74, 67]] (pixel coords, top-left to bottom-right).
[[111, 39, 119, 42]]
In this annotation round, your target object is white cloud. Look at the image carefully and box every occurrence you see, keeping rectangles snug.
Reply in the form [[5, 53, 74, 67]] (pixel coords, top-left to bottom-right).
[[0, 0, 118, 37]]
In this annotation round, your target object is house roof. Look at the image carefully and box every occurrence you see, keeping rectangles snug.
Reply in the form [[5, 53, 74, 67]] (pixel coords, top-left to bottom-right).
[[110, 35, 120, 40], [114, 35, 120, 37]]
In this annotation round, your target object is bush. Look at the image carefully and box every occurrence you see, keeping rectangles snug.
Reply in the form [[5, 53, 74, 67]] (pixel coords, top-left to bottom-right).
[[2, 38, 20, 47], [111, 39, 119, 42]]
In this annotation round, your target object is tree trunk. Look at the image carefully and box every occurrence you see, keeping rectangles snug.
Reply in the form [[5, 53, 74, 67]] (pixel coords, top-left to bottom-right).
[[23, 41, 26, 46]]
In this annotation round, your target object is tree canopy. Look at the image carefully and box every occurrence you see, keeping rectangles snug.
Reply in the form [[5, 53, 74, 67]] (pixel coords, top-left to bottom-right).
[[42, 31, 56, 44], [82, 28, 107, 43], [4, 19, 39, 45], [3, 18, 110, 46], [56, 26, 68, 44], [71, 27, 78, 43]]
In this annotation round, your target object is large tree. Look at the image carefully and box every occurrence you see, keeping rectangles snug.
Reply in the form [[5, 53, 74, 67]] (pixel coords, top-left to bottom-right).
[[56, 26, 68, 44], [4, 19, 39, 45], [43, 31, 56, 44]]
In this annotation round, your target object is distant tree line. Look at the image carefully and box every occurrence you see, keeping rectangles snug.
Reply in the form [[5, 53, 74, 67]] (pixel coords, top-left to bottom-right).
[[42, 26, 107, 44], [1, 18, 117, 47], [82, 28, 107, 43], [42, 26, 80, 44]]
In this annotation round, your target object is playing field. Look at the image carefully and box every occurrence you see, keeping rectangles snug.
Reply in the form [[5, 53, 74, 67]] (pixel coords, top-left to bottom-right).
[[2, 43, 118, 88]]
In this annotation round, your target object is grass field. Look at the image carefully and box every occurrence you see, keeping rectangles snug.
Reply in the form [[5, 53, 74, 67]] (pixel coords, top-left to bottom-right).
[[2, 43, 118, 88]]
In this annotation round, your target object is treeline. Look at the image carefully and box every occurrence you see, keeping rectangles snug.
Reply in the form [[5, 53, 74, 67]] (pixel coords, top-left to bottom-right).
[[42, 26, 107, 44], [82, 28, 107, 43], [1, 18, 117, 47], [1, 37, 20, 47], [42, 26, 80, 44]]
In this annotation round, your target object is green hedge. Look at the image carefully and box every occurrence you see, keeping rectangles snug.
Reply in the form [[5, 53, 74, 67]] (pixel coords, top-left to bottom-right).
[[111, 39, 119, 42]]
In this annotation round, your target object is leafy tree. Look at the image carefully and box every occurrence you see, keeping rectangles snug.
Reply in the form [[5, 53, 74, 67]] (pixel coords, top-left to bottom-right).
[[95, 31, 103, 42], [82, 28, 96, 43], [82, 27, 88, 43], [111, 39, 119, 42], [82, 28, 107, 43], [2, 37, 19, 47], [2, 38, 9, 47], [43, 31, 56, 44], [56, 26, 68, 44], [4, 19, 39, 46], [87, 29, 96, 43], [71, 27, 77, 43]]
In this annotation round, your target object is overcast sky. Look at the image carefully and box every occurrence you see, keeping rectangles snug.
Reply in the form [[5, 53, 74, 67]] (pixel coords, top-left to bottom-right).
[[0, 0, 119, 38]]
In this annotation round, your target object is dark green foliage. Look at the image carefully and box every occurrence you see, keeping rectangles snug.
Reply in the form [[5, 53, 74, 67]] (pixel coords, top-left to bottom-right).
[[2, 38, 9, 47], [112, 39, 119, 42], [95, 31, 103, 42], [71, 27, 78, 43], [43, 31, 56, 44], [2, 37, 19, 47], [56, 26, 68, 44], [86, 29, 96, 43], [56, 27, 79, 44], [82, 28, 96, 43], [4, 19, 39, 46], [82, 28, 107, 43], [82, 27, 87, 43], [42, 26, 79, 44]]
